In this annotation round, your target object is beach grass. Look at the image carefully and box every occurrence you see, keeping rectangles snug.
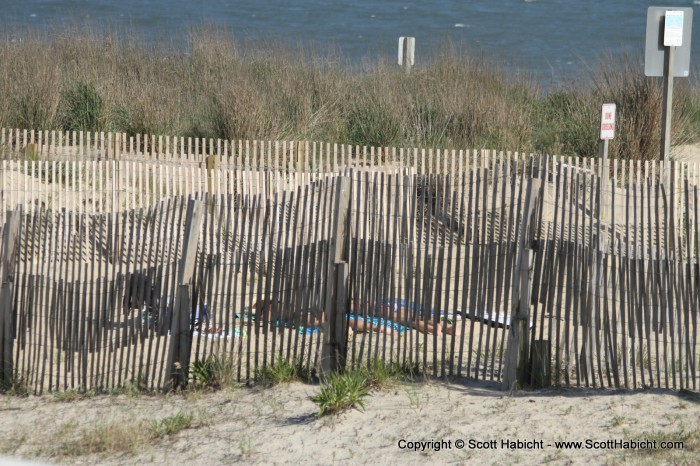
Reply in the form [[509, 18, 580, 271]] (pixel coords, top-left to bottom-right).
[[1, 25, 699, 160], [311, 370, 372, 417], [190, 352, 238, 391], [254, 357, 314, 386]]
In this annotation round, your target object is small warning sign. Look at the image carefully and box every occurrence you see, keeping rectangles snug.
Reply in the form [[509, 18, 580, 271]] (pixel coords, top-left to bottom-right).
[[664, 10, 684, 47], [600, 103, 616, 140]]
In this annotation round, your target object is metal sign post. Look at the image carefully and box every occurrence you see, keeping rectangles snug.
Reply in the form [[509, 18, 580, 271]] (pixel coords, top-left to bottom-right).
[[645, 7, 693, 181], [661, 11, 683, 172], [661, 42, 675, 182]]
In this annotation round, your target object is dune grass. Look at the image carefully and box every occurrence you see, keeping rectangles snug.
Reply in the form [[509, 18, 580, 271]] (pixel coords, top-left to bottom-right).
[[311, 370, 372, 417], [310, 360, 425, 417], [1, 24, 700, 160]]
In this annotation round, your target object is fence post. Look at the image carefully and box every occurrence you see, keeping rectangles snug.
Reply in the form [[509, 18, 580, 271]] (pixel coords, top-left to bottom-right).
[[0, 207, 20, 389], [164, 198, 204, 392], [503, 177, 541, 390], [206, 154, 218, 196], [321, 177, 351, 376], [398, 37, 415, 74]]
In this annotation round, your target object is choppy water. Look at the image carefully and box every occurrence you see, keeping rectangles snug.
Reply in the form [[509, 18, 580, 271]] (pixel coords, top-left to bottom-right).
[[3, 0, 700, 84]]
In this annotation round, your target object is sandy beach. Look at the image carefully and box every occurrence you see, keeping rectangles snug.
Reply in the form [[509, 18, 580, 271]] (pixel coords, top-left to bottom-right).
[[1, 379, 698, 465]]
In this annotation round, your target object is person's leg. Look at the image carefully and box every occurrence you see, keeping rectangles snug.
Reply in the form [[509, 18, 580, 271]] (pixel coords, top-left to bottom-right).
[[398, 303, 462, 335], [377, 323, 400, 336], [348, 314, 399, 336], [349, 316, 366, 333], [414, 319, 442, 335], [398, 304, 436, 334], [442, 323, 461, 335]]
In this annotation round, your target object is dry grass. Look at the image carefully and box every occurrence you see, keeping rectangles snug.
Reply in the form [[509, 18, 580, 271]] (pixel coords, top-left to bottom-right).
[[51, 411, 198, 459], [57, 421, 146, 457], [1, 24, 700, 159]]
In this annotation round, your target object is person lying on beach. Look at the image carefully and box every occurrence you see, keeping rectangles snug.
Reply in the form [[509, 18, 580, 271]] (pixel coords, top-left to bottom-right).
[[353, 298, 460, 336], [252, 299, 459, 336], [253, 299, 400, 335]]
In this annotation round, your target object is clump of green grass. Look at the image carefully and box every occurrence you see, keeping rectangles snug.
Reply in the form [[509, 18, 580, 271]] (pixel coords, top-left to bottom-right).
[[254, 358, 313, 386], [58, 80, 104, 132], [309, 359, 421, 417], [123, 373, 151, 396], [363, 359, 424, 389], [149, 411, 194, 439], [190, 353, 237, 390], [628, 428, 700, 457], [610, 415, 625, 427], [345, 98, 401, 147], [311, 370, 372, 417]]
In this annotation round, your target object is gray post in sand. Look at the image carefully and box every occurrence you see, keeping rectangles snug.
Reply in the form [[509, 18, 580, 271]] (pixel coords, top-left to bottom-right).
[[503, 176, 541, 391], [321, 177, 351, 377]]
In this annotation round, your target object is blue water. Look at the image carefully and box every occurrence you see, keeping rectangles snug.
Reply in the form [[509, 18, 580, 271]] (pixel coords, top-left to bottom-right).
[[3, 0, 700, 85]]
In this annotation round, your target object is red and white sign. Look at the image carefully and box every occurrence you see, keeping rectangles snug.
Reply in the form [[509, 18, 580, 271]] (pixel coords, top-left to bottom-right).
[[600, 103, 616, 140]]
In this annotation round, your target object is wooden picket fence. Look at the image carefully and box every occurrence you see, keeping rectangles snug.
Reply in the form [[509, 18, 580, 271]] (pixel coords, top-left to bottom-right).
[[0, 128, 699, 393]]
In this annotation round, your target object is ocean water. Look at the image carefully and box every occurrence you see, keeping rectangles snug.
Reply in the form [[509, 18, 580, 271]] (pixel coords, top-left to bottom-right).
[[2, 0, 700, 85]]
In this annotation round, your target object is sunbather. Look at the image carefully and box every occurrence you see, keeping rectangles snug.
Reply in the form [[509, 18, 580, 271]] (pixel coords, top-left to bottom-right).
[[252, 298, 457, 336], [353, 298, 460, 336]]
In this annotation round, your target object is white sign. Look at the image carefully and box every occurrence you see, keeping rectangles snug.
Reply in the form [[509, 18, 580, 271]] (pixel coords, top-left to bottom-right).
[[600, 103, 616, 140], [664, 10, 684, 47]]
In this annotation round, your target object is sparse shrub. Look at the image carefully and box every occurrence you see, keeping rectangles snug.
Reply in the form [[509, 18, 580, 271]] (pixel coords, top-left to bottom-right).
[[190, 353, 237, 390], [311, 370, 371, 417], [631, 429, 700, 455], [149, 411, 194, 438], [345, 98, 401, 148], [58, 81, 104, 132], [363, 359, 424, 389], [59, 422, 144, 457], [611, 415, 625, 427], [408, 101, 451, 148], [123, 373, 150, 396], [254, 358, 313, 386], [111, 102, 172, 142], [52, 388, 98, 402]]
